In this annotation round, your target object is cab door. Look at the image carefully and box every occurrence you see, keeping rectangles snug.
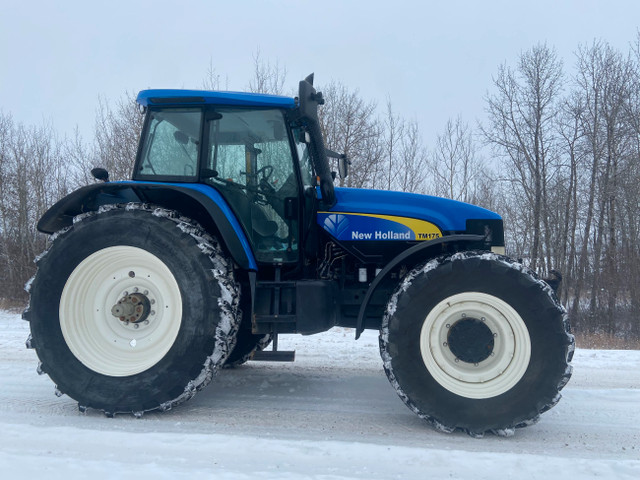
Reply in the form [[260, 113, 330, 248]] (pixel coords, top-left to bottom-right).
[[201, 108, 301, 264]]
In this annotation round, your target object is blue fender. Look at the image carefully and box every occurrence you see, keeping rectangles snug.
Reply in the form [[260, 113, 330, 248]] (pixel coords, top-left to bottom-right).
[[38, 181, 257, 271], [355, 234, 485, 339]]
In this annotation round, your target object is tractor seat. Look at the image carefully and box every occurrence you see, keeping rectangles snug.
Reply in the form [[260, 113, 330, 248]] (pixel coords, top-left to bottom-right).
[[251, 206, 278, 237]]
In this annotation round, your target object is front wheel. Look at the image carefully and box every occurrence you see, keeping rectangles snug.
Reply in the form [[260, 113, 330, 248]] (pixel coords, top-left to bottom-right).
[[27, 204, 240, 415], [380, 252, 574, 437]]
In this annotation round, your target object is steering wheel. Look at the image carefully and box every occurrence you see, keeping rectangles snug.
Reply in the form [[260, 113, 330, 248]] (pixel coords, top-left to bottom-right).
[[254, 165, 276, 195], [255, 165, 274, 182], [240, 165, 273, 182]]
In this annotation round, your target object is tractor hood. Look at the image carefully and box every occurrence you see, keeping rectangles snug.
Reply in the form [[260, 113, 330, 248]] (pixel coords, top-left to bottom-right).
[[318, 187, 501, 242]]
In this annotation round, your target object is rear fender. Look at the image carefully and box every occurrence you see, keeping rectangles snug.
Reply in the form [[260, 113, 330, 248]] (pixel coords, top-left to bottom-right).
[[355, 234, 485, 339], [37, 181, 257, 270]]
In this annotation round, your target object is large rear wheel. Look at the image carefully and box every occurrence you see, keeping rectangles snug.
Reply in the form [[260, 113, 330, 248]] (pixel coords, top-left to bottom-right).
[[380, 252, 574, 437], [26, 204, 240, 415]]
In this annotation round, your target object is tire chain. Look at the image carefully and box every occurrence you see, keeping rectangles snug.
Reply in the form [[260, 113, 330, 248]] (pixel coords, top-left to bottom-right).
[[24, 203, 242, 418], [379, 251, 575, 438]]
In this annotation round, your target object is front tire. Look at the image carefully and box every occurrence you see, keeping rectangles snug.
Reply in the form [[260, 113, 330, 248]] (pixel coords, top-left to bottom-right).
[[380, 252, 574, 436], [27, 204, 240, 415]]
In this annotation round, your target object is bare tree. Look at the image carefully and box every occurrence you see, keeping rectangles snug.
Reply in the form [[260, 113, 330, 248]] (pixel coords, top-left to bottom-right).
[[567, 41, 635, 333], [0, 112, 14, 300], [555, 92, 585, 302], [622, 33, 640, 337], [431, 116, 483, 203], [202, 57, 229, 91], [63, 127, 95, 187], [94, 92, 144, 181], [0, 115, 70, 302], [247, 49, 287, 95], [383, 99, 403, 190], [483, 43, 564, 272], [394, 118, 428, 194], [317, 80, 382, 188]]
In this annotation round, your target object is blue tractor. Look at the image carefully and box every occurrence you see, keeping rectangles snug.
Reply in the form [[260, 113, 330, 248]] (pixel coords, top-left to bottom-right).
[[25, 75, 574, 436]]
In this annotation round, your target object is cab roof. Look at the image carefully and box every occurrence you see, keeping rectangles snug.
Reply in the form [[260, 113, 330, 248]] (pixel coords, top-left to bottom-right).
[[136, 89, 297, 108]]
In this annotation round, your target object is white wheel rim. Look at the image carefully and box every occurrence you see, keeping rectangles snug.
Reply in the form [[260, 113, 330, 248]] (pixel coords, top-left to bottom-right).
[[60, 246, 182, 377], [419, 292, 531, 399]]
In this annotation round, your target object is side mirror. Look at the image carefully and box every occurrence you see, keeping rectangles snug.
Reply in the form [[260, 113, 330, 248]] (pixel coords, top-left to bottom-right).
[[338, 156, 350, 179], [91, 167, 109, 183]]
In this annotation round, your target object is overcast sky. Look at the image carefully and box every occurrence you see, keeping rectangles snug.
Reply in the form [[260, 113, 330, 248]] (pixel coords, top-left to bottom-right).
[[1, 0, 639, 149]]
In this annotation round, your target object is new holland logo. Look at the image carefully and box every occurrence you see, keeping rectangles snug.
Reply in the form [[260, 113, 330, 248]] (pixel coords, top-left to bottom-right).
[[350, 230, 411, 240], [323, 214, 350, 238]]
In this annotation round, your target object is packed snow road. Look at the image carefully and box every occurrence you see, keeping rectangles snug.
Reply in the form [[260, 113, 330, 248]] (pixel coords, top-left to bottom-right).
[[1, 310, 638, 479]]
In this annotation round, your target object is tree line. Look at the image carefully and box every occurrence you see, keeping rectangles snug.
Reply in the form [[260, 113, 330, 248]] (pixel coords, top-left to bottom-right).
[[483, 39, 640, 340], [1, 41, 639, 341]]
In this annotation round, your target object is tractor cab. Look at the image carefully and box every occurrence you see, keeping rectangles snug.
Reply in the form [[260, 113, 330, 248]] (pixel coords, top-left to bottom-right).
[[133, 87, 324, 265]]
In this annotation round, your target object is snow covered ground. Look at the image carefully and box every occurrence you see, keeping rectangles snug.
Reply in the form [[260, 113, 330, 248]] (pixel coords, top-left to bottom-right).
[[1, 310, 639, 479]]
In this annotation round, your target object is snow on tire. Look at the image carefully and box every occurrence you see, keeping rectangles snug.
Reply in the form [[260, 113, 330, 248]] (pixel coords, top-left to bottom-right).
[[380, 251, 574, 437], [26, 203, 240, 416]]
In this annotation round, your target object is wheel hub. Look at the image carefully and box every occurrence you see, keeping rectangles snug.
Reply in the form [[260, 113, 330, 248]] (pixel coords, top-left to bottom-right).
[[447, 318, 495, 364], [111, 292, 152, 324]]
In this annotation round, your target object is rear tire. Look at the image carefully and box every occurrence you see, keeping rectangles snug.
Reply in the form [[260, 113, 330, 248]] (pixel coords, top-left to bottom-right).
[[27, 204, 240, 415], [380, 252, 574, 436], [224, 329, 272, 367]]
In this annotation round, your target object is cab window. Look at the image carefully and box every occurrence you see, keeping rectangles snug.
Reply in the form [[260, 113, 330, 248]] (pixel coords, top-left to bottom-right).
[[136, 108, 202, 179], [292, 127, 315, 188]]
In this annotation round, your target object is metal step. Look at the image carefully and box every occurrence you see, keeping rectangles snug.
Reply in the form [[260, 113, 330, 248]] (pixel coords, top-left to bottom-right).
[[250, 332, 295, 362], [253, 314, 296, 324]]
